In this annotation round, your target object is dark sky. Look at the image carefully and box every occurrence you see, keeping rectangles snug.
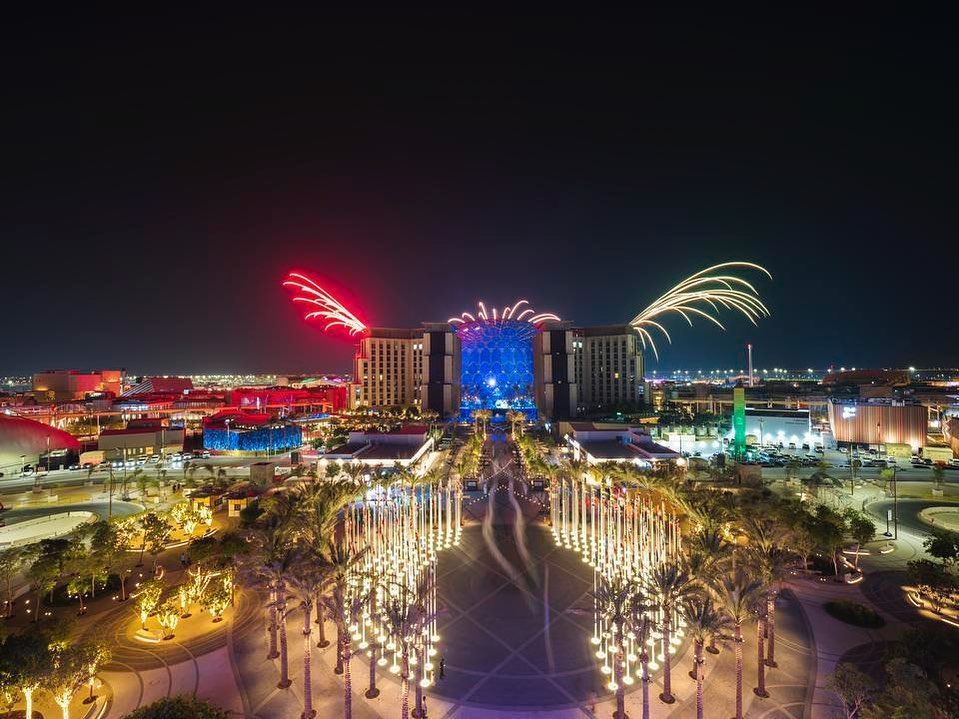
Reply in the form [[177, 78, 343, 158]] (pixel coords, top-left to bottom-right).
[[5, 9, 955, 376]]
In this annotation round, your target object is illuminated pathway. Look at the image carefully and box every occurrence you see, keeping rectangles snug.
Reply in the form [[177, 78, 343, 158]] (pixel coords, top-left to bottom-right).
[[433, 433, 606, 711]]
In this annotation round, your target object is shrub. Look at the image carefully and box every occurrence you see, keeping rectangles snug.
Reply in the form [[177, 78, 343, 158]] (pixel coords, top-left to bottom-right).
[[123, 696, 229, 719], [823, 600, 885, 628]]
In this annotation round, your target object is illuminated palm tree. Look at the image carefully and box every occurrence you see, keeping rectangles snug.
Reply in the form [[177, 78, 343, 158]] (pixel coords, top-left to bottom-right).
[[593, 573, 649, 719], [645, 562, 696, 704], [286, 552, 330, 719], [685, 529, 731, 658], [317, 538, 368, 719], [745, 517, 793, 668], [471, 408, 492, 437], [246, 495, 300, 684], [296, 480, 363, 652], [720, 569, 765, 719], [382, 574, 437, 719], [681, 596, 732, 719]]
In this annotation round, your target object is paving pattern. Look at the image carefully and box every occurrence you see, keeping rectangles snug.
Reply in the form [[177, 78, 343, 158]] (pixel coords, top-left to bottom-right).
[[430, 435, 606, 711]]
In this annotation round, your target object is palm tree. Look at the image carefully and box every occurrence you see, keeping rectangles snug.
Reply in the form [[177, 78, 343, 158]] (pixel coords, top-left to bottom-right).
[[745, 517, 792, 669], [720, 568, 765, 719], [286, 552, 328, 719], [685, 530, 730, 658], [246, 495, 300, 683], [471, 409, 491, 437], [296, 480, 362, 655], [381, 574, 436, 719], [634, 612, 654, 719], [681, 596, 732, 719], [645, 562, 696, 704], [593, 573, 648, 719], [316, 539, 368, 719], [752, 592, 770, 698], [753, 546, 792, 668]]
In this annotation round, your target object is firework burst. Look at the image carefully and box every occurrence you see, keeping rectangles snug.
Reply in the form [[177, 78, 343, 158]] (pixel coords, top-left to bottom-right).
[[448, 299, 560, 326], [283, 271, 368, 336], [629, 261, 772, 360]]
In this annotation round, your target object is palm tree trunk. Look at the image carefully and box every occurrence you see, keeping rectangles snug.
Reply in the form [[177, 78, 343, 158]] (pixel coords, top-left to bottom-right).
[[315, 599, 329, 647], [277, 582, 291, 688], [414, 645, 424, 717], [765, 594, 777, 667], [365, 642, 379, 698], [659, 613, 674, 703], [302, 603, 314, 719], [401, 653, 410, 719], [267, 583, 279, 659], [755, 616, 768, 697], [734, 622, 744, 719], [695, 641, 704, 719], [614, 647, 626, 718], [344, 639, 353, 719], [334, 624, 344, 674], [641, 653, 651, 719], [24, 688, 33, 719]]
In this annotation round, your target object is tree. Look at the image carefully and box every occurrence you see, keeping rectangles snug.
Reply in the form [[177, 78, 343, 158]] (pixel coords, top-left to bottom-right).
[[593, 574, 648, 719], [170, 502, 204, 537], [156, 599, 181, 639], [316, 540, 368, 719], [26, 551, 59, 623], [0, 631, 50, 719], [46, 642, 104, 719], [844, 510, 876, 569], [681, 596, 732, 719], [285, 550, 330, 719], [906, 559, 955, 613], [645, 562, 695, 704], [139, 513, 174, 570], [122, 696, 230, 719], [720, 569, 765, 719], [809, 505, 846, 577], [93, 518, 137, 601], [922, 529, 959, 568], [201, 576, 231, 622], [382, 575, 436, 719], [134, 577, 164, 629], [828, 663, 875, 719], [860, 658, 952, 719], [0, 548, 26, 618], [244, 494, 300, 682]]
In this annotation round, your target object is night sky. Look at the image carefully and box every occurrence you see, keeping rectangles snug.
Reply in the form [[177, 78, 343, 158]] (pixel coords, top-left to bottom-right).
[[5, 10, 955, 376]]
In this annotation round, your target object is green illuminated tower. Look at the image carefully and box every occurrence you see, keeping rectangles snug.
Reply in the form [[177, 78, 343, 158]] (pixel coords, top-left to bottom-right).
[[733, 383, 746, 457]]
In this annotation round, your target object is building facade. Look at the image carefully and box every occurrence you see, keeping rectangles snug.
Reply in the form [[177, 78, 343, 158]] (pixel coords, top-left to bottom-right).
[[573, 326, 645, 413], [351, 322, 645, 421], [827, 399, 928, 450], [33, 369, 123, 401]]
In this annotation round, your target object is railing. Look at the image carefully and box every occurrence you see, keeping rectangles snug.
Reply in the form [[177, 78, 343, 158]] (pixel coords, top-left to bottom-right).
[[0, 510, 96, 547]]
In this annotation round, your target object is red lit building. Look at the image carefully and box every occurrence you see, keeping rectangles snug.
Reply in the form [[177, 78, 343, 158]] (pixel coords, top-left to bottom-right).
[[227, 385, 347, 413]]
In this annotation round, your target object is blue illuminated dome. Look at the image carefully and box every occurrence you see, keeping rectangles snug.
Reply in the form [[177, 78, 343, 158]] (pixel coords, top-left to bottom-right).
[[449, 300, 560, 421]]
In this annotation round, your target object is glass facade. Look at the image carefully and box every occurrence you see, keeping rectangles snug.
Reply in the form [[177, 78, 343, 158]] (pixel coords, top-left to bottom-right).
[[457, 319, 537, 420], [203, 424, 302, 452]]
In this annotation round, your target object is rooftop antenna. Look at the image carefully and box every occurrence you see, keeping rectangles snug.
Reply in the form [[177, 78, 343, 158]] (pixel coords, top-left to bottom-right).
[[747, 343, 754, 387]]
